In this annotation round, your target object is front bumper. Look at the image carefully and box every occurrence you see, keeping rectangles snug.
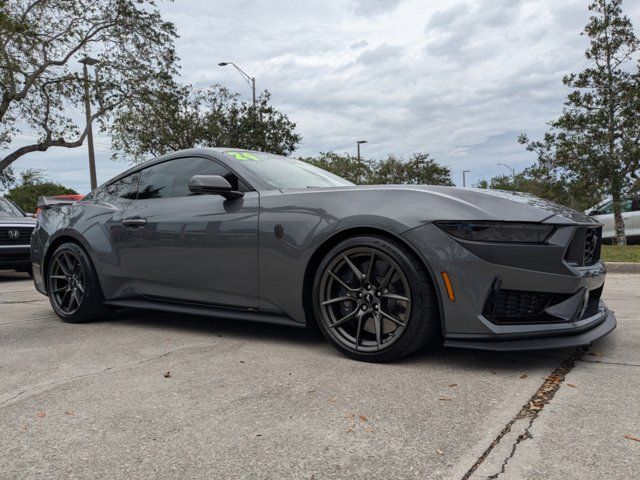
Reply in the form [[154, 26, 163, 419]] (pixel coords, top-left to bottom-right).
[[0, 245, 32, 270], [402, 223, 617, 350]]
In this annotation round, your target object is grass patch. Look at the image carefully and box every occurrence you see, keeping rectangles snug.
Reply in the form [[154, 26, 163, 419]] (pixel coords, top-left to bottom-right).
[[601, 245, 640, 263]]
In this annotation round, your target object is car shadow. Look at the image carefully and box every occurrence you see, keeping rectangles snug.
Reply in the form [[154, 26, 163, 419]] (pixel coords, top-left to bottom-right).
[[109, 307, 324, 347], [108, 307, 572, 373], [0, 271, 31, 282]]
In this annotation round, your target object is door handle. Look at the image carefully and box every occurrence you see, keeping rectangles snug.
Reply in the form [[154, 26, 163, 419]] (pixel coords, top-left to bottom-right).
[[122, 217, 147, 228]]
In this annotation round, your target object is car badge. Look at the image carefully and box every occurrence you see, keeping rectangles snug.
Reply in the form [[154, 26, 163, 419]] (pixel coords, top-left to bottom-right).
[[8, 229, 20, 240]]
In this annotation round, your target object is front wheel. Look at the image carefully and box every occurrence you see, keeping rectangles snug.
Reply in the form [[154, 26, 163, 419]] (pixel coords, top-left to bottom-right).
[[46, 242, 111, 323], [312, 236, 439, 362]]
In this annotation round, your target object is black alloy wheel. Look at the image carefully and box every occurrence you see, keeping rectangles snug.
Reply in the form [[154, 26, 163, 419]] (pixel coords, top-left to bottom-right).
[[313, 236, 439, 362], [48, 249, 85, 315], [46, 242, 111, 323]]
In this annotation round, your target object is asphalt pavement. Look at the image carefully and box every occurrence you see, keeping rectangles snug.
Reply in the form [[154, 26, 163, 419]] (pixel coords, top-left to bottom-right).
[[0, 271, 638, 479]]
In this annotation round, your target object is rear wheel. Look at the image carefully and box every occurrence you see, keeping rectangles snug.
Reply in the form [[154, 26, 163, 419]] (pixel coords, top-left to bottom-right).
[[312, 236, 439, 362], [47, 243, 111, 323]]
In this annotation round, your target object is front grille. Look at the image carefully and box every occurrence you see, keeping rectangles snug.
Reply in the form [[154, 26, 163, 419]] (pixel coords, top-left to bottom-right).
[[581, 285, 603, 319], [0, 226, 34, 245], [483, 282, 604, 325], [584, 227, 600, 265], [565, 226, 602, 267], [483, 284, 572, 324], [0, 252, 31, 262]]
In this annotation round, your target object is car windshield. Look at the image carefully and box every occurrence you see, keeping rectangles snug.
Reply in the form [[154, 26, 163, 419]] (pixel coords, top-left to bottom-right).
[[223, 151, 354, 189], [0, 198, 24, 217]]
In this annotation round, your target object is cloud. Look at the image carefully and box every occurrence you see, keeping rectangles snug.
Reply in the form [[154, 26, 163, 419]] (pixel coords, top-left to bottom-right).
[[351, 0, 402, 16], [3, 0, 640, 192]]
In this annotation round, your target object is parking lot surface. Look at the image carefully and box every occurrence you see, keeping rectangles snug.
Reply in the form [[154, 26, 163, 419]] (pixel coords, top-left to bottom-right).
[[0, 272, 638, 479]]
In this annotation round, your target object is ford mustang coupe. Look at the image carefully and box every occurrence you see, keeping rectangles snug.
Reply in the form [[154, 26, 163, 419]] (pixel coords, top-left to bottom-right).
[[31, 148, 616, 362]]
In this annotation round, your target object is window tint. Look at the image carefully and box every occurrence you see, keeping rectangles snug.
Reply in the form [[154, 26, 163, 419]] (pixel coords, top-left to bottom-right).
[[136, 157, 246, 200], [106, 172, 140, 199]]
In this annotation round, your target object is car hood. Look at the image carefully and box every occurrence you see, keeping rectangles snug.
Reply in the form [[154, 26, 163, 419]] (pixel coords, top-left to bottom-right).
[[0, 216, 37, 225], [288, 185, 594, 224]]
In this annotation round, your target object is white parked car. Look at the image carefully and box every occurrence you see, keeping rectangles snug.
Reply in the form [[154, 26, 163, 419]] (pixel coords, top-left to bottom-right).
[[586, 194, 640, 244]]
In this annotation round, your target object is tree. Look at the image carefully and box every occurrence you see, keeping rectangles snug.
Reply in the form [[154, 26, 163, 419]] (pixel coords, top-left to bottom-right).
[[110, 83, 302, 163], [5, 169, 76, 212], [0, 165, 15, 191], [301, 152, 453, 186], [520, 0, 640, 244], [300, 152, 370, 184], [475, 165, 601, 211], [368, 153, 454, 186], [0, 0, 177, 172]]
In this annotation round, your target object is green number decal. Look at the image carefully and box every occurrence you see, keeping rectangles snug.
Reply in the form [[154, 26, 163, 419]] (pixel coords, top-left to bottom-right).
[[225, 151, 260, 161]]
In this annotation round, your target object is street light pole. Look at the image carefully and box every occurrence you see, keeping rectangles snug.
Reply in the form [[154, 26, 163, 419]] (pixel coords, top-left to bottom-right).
[[218, 61, 256, 110], [79, 56, 100, 190], [356, 140, 367, 162], [356, 140, 367, 184], [463, 170, 470, 187], [498, 163, 515, 177]]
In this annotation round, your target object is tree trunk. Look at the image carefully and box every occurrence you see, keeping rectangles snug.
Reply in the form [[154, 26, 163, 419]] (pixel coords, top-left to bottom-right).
[[611, 190, 627, 245]]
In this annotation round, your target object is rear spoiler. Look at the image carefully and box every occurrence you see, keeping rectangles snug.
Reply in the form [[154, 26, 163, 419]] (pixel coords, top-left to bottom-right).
[[36, 196, 78, 211]]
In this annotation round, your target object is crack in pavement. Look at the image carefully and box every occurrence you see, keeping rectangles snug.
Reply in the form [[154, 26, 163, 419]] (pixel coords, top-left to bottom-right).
[[0, 289, 39, 294], [461, 346, 588, 479], [0, 299, 48, 305], [579, 358, 640, 367], [0, 317, 52, 327], [0, 342, 217, 409]]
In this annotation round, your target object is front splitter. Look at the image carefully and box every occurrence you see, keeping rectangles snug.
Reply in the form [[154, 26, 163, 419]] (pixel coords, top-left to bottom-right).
[[443, 309, 617, 352]]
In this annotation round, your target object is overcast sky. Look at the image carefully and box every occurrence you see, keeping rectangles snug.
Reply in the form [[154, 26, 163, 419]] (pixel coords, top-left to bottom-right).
[[6, 0, 640, 192]]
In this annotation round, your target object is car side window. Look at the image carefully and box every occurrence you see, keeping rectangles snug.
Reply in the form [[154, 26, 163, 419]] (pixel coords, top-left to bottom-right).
[[599, 198, 633, 215], [105, 172, 140, 200], [620, 198, 633, 213], [597, 201, 613, 215], [631, 195, 640, 212], [136, 157, 248, 200]]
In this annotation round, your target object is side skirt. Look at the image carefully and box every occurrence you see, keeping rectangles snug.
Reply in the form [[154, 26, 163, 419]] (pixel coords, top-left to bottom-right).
[[103, 297, 306, 329]]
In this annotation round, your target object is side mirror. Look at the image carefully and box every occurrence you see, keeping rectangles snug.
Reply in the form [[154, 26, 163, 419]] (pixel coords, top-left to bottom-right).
[[188, 175, 244, 200], [588, 210, 599, 216]]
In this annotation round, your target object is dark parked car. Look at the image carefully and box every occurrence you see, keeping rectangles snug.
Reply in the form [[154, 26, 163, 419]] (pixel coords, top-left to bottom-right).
[[0, 197, 36, 274], [31, 149, 616, 362]]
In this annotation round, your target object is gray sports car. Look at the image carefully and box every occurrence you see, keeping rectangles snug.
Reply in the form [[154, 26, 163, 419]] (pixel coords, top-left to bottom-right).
[[31, 148, 616, 362]]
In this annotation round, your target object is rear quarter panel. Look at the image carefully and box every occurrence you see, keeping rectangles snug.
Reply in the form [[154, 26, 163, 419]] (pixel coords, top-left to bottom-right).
[[33, 200, 133, 299]]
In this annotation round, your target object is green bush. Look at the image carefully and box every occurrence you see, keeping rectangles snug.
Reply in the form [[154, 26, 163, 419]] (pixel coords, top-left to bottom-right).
[[4, 170, 76, 213]]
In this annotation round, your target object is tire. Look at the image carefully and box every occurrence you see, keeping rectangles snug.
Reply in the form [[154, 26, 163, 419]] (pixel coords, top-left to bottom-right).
[[46, 242, 111, 323], [312, 235, 439, 362]]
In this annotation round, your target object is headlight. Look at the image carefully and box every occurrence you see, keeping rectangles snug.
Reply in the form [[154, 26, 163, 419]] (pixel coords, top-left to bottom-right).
[[436, 221, 554, 243]]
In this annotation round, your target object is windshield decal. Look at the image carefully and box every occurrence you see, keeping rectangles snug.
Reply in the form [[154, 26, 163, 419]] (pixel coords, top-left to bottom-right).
[[224, 151, 261, 161]]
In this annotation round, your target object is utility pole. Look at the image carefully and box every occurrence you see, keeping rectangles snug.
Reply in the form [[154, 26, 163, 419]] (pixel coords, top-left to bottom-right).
[[79, 56, 99, 190], [463, 170, 470, 187]]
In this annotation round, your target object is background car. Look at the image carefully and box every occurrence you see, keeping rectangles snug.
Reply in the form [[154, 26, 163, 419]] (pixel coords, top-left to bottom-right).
[[31, 149, 615, 362], [34, 194, 84, 217], [0, 197, 36, 275], [586, 195, 640, 244]]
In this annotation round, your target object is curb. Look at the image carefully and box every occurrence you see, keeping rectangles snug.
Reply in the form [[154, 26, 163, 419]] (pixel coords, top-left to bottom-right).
[[605, 262, 640, 274]]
